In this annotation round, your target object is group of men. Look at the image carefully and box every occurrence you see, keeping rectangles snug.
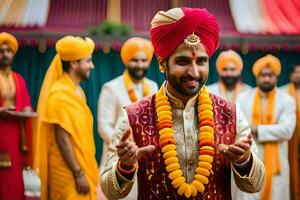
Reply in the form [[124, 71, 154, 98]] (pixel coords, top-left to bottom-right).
[[0, 6, 299, 200]]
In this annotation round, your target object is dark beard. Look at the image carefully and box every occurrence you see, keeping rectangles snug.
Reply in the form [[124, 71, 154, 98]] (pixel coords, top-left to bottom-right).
[[0, 57, 13, 67], [220, 75, 240, 87], [168, 73, 206, 96], [76, 68, 89, 81], [259, 84, 275, 93], [127, 68, 148, 81]]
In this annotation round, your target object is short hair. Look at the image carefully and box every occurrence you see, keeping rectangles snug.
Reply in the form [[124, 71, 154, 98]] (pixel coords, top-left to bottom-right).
[[290, 64, 300, 74], [61, 60, 71, 72]]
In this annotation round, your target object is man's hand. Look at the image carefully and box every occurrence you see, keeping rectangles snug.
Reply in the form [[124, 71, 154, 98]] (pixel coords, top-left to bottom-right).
[[250, 125, 258, 138], [116, 128, 156, 169], [74, 172, 90, 195], [219, 134, 252, 164]]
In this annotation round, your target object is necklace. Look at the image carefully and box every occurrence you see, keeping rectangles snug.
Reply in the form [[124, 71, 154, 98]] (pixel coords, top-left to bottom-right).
[[123, 70, 150, 102], [155, 85, 215, 198]]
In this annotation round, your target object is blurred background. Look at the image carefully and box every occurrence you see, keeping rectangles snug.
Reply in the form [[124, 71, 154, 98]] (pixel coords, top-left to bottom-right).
[[1, 0, 299, 162]]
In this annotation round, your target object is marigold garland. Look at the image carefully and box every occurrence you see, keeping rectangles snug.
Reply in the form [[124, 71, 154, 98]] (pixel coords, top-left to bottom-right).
[[123, 70, 150, 102], [155, 85, 215, 198]]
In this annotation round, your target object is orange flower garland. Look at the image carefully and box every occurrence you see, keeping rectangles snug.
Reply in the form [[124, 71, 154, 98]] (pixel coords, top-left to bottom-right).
[[155, 85, 215, 198], [123, 70, 150, 102]]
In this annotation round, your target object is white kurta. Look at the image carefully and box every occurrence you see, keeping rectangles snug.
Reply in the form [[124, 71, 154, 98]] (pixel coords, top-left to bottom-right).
[[207, 82, 252, 102], [234, 87, 296, 200], [100, 84, 265, 200], [97, 75, 157, 200]]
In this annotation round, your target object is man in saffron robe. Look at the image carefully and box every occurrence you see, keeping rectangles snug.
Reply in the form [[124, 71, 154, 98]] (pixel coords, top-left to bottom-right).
[[101, 7, 265, 200], [236, 54, 296, 200], [0, 32, 33, 200], [97, 37, 158, 199], [34, 36, 99, 200], [207, 50, 251, 103], [280, 64, 300, 200]]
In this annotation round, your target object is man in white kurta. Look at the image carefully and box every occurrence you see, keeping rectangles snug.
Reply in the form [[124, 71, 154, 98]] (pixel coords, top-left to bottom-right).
[[235, 54, 296, 200], [97, 37, 158, 200], [280, 64, 300, 200], [207, 50, 251, 103]]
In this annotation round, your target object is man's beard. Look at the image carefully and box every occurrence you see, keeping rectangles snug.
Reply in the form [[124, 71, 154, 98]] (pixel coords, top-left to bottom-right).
[[220, 75, 240, 87], [293, 79, 300, 87], [168, 73, 206, 96], [259, 83, 275, 93], [0, 57, 13, 67], [76, 68, 90, 81], [127, 68, 148, 81]]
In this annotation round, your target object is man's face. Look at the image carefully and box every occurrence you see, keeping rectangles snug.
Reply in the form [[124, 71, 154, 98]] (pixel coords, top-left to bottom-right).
[[290, 65, 300, 86], [75, 55, 94, 80], [126, 51, 149, 81], [256, 67, 278, 92], [219, 62, 241, 87], [165, 43, 209, 96], [0, 43, 14, 68]]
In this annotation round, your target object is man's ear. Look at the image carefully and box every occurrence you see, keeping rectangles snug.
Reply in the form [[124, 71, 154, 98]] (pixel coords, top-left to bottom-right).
[[69, 60, 78, 70], [159, 61, 167, 73]]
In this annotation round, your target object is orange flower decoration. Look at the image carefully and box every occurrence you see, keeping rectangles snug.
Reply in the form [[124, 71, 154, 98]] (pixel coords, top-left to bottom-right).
[[123, 70, 150, 102], [155, 85, 215, 198]]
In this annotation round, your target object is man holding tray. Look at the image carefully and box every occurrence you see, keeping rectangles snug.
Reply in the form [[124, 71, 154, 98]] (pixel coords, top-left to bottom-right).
[[0, 32, 35, 200]]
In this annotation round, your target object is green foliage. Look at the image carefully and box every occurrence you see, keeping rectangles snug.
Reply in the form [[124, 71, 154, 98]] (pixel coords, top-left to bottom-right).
[[88, 21, 133, 37]]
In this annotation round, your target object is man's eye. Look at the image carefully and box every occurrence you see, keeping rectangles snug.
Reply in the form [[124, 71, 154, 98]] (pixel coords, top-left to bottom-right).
[[197, 58, 207, 65], [177, 59, 189, 66]]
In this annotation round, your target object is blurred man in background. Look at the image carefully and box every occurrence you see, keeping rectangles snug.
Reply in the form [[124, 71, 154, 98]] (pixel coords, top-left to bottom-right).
[[281, 64, 300, 200], [97, 37, 157, 199], [236, 54, 296, 200], [34, 36, 99, 200], [208, 50, 251, 102], [0, 32, 33, 200]]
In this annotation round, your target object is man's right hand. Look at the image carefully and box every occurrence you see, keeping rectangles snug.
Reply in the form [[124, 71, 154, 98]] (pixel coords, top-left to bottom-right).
[[116, 127, 156, 169], [75, 173, 90, 195]]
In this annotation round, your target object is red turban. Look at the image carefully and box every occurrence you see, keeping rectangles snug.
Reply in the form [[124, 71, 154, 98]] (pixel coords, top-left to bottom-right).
[[151, 7, 220, 62]]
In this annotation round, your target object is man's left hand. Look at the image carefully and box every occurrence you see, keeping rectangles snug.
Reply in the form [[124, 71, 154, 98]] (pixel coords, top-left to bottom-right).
[[219, 134, 252, 164]]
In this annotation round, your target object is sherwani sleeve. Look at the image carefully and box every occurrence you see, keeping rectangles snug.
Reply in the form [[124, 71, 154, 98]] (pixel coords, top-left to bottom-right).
[[97, 84, 118, 144], [231, 104, 265, 193], [257, 95, 296, 142], [100, 109, 137, 200]]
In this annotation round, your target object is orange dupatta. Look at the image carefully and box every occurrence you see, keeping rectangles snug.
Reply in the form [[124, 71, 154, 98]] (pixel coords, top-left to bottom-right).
[[288, 83, 300, 200], [252, 88, 280, 200]]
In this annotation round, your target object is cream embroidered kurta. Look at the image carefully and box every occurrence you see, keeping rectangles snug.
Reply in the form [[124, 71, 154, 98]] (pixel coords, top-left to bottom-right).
[[207, 82, 252, 102], [100, 85, 265, 200], [235, 87, 296, 200], [97, 75, 157, 200]]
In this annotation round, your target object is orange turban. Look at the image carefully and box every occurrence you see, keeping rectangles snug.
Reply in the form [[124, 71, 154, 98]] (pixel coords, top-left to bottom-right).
[[120, 37, 154, 65], [253, 54, 281, 77], [56, 36, 95, 61], [0, 32, 19, 54], [216, 50, 243, 74]]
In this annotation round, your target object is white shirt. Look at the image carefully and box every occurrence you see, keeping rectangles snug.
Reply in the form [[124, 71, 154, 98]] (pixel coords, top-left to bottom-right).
[[235, 87, 296, 200]]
